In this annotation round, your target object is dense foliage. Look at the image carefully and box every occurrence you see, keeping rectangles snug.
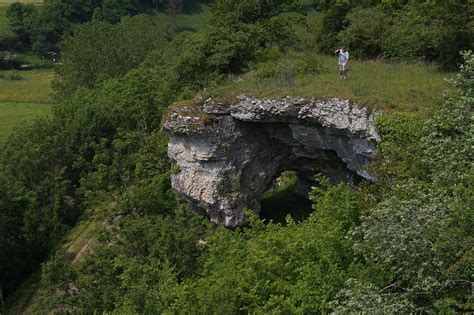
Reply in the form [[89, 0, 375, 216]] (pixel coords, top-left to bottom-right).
[[4, 0, 207, 55], [311, 0, 473, 70], [0, 0, 472, 312]]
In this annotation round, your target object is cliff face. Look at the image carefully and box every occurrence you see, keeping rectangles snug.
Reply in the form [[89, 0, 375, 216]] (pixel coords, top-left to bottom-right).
[[164, 95, 380, 227]]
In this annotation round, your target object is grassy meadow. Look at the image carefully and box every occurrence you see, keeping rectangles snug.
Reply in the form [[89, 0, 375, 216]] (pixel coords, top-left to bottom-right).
[[0, 68, 53, 103], [209, 53, 454, 115], [0, 102, 51, 140], [0, 68, 53, 140]]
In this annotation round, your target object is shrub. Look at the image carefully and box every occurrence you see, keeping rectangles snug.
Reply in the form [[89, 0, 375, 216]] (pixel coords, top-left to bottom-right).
[[0, 32, 22, 51], [295, 53, 328, 75], [313, 2, 351, 54], [0, 51, 22, 70], [254, 60, 282, 80], [338, 7, 387, 59]]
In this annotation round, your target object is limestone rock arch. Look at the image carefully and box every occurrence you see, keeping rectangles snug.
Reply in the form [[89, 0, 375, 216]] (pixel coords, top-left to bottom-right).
[[164, 96, 379, 227]]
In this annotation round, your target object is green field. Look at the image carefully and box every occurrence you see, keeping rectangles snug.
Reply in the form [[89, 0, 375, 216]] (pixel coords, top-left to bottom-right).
[[0, 102, 51, 140], [209, 53, 454, 115], [0, 69, 53, 103], [0, 68, 53, 140]]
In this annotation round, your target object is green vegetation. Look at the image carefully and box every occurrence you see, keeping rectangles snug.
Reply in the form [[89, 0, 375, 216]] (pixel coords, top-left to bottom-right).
[[0, 0, 472, 313], [0, 6, 9, 33], [0, 0, 42, 38], [210, 53, 453, 114], [0, 67, 52, 141], [260, 171, 313, 224], [151, 2, 211, 33], [0, 0, 43, 4], [0, 69, 52, 102], [0, 102, 51, 140]]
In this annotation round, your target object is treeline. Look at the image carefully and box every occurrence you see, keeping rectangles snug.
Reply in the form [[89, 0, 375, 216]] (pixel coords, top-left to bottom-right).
[[308, 0, 473, 70], [3, 0, 473, 69], [2, 0, 209, 55], [1, 0, 473, 312]]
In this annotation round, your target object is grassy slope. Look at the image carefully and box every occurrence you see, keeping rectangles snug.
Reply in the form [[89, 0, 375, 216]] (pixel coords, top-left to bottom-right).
[[209, 53, 453, 115], [5, 214, 102, 314], [0, 102, 51, 141]]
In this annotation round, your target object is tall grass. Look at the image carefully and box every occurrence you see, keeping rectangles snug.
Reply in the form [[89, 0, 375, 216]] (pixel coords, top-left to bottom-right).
[[0, 69, 53, 103], [209, 53, 454, 115]]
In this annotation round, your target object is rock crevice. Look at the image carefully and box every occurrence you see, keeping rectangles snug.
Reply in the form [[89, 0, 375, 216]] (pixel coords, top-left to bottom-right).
[[165, 95, 379, 227]]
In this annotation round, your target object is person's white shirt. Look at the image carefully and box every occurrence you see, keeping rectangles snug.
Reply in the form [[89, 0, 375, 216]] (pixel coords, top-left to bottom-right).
[[338, 49, 349, 65]]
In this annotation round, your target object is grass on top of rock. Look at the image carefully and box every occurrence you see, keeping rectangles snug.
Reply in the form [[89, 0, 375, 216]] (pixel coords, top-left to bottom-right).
[[208, 53, 454, 115]]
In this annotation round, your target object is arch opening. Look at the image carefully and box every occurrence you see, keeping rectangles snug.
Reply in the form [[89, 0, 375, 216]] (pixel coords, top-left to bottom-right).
[[259, 171, 313, 224]]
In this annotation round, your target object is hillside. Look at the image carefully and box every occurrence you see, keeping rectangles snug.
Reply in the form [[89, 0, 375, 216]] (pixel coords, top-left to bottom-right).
[[1, 0, 472, 314]]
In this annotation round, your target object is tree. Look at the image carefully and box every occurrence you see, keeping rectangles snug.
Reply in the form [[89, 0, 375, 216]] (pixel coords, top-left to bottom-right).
[[92, 0, 140, 23], [53, 15, 165, 99], [170, 177, 360, 313], [335, 52, 474, 312], [6, 2, 36, 48], [166, 0, 183, 23]]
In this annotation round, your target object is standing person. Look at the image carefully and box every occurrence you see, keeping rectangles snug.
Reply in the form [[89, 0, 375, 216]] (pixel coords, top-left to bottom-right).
[[335, 47, 349, 79]]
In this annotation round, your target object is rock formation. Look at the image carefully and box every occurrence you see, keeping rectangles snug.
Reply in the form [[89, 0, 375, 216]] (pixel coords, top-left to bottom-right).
[[164, 95, 380, 227]]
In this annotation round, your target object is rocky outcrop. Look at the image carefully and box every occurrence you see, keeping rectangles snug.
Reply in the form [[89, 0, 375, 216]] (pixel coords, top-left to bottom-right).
[[164, 95, 380, 227]]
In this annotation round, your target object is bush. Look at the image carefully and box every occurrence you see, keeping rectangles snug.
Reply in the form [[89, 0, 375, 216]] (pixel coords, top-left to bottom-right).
[[53, 15, 165, 99], [295, 53, 328, 75], [254, 60, 282, 80], [382, 3, 472, 70], [0, 51, 23, 70], [313, 3, 351, 54], [338, 7, 387, 59], [382, 11, 440, 62], [0, 32, 22, 51]]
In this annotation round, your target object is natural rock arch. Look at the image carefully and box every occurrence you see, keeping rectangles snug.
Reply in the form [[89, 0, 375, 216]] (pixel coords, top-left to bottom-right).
[[165, 96, 379, 227]]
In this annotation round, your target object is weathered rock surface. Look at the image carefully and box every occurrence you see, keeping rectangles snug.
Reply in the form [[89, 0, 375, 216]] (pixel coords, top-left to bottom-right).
[[164, 95, 380, 227]]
